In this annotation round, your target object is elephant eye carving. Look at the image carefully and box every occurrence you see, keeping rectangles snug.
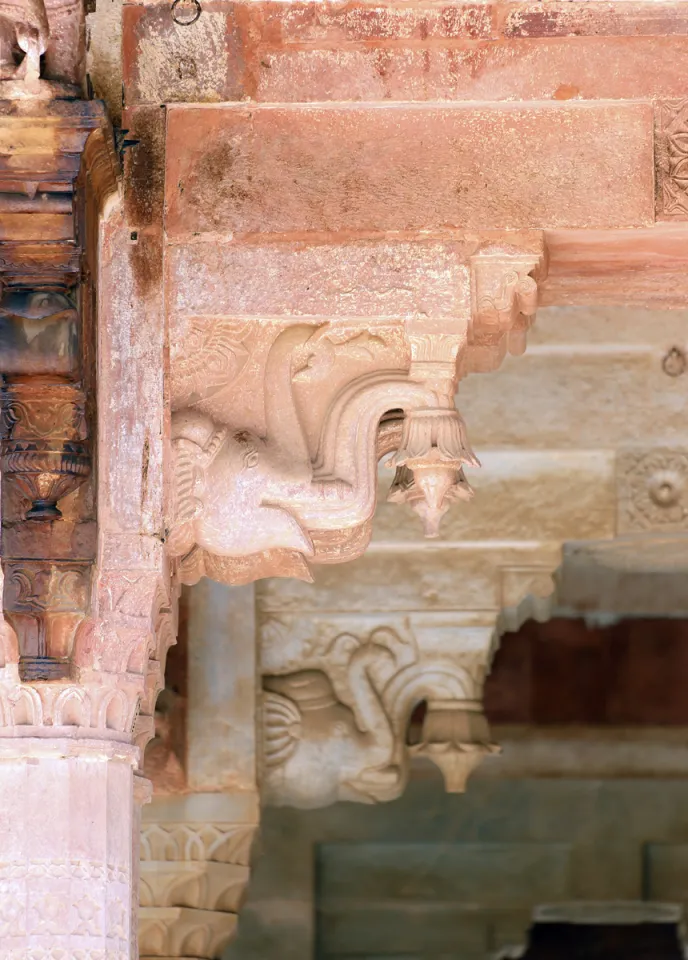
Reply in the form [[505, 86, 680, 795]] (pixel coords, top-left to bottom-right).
[[234, 431, 259, 469]]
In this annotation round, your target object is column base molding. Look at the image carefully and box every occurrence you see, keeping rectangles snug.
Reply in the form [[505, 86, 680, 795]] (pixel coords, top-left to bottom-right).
[[139, 793, 259, 960]]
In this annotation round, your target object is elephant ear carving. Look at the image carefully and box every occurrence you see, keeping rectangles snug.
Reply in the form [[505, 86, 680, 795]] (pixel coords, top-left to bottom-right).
[[263, 692, 302, 769], [171, 318, 250, 407]]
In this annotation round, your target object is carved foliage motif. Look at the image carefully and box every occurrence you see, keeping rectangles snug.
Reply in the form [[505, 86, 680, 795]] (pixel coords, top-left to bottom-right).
[[260, 617, 496, 807], [2, 559, 90, 680], [656, 99, 688, 220], [0, 678, 138, 732], [83, 570, 178, 757], [139, 820, 256, 960], [170, 318, 251, 409], [387, 407, 479, 538], [618, 448, 688, 533]]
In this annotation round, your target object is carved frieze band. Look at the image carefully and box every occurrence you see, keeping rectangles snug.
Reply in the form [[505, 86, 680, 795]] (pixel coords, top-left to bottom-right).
[[656, 99, 688, 220]]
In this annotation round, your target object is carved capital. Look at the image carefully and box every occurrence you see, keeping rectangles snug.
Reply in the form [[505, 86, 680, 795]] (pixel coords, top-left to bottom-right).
[[466, 239, 548, 375], [259, 613, 499, 807]]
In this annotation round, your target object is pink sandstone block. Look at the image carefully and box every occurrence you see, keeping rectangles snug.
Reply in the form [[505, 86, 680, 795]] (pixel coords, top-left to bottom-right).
[[254, 37, 688, 103], [165, 102, 654, 237], [262, 2, 495, 43], [122, 1, 245, 104], [165, 240, 471, 319], [500, 2, 688, 37]]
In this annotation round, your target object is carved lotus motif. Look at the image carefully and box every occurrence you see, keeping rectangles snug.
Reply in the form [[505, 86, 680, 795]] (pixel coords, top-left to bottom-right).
[[387, 407, 479, 537]]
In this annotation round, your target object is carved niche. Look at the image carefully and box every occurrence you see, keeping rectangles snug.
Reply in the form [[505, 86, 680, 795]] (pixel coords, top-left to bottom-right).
[[167, 239, 546, 585], [259, 615, 498, 807]]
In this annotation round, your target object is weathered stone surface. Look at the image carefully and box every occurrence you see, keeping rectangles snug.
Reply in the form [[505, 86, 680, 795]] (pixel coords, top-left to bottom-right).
[[256, 543, 561, 614], [528, 305, 688, 346], [318, 898, 489, 955], [540, 226, 688, 308], [461, 349, 688, 449], [266, 2, 496, 43], [501, 2, 688, 38], [318, 841, 572, 905], [186, 582, 258, 793], [646, 843, 688, 901], [166, 240, 470, 319], [165, 103, 654, 237], [254, 38, 688, 103], [123, 1, 245, 105]]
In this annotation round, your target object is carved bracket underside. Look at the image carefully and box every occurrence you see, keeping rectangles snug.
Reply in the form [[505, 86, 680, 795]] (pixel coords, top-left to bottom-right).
[[168, 239, 547, 586]]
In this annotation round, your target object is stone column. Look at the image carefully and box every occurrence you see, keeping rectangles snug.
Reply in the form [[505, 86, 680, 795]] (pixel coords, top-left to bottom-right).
[[0, 737, 140, 957], [139, 582, 260, 958]]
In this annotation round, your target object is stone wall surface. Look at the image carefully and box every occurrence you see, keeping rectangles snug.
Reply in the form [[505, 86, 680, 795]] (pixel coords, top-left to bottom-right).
[[223, 770, 688, 960], [113, 1, 688, 109]]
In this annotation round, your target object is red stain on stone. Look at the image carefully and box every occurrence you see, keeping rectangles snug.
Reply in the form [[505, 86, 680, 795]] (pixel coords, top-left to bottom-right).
[[554, 83, 580, 100]]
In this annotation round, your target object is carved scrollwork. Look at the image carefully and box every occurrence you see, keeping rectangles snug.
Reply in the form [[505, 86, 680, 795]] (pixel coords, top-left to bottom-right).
[[170, 318, 251, 408], [656, 99, 688, 220]]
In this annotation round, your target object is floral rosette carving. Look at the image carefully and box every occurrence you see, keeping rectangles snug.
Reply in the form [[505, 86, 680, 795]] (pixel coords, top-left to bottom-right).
[[387, 407, 480, 537]]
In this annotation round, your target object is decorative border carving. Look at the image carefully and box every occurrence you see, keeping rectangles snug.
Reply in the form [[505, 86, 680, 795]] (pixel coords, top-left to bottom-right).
[[656, 99, 688, 220]]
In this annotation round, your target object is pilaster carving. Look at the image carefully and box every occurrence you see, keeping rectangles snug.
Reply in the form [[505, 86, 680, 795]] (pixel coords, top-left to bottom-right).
[[259, 614, 498, 806], [0, 99, 114, 682], [0, 738, 138, 959], [656, 99, 688, 220], [139, 801, 258, 960]]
